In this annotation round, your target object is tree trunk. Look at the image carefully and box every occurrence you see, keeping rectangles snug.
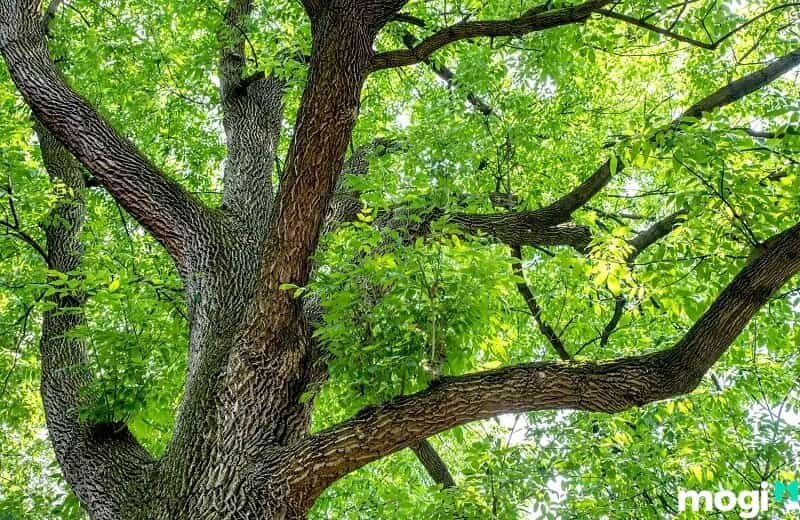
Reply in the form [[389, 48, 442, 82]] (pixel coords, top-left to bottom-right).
[[124, 8, 381, 519]]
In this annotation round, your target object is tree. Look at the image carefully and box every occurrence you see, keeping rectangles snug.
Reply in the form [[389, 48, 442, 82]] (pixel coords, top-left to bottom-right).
[[0, 0, 799, 518]]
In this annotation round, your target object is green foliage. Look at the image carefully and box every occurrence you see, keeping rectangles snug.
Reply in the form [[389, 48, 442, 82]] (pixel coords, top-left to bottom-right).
[[1, 0, 799, 518]]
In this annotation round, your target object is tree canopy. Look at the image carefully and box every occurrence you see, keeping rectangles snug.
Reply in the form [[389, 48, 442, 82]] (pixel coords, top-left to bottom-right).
[[0, 0, 799, 518]]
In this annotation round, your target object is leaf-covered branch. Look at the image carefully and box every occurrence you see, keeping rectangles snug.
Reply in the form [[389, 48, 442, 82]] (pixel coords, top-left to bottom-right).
[[437, 46, 800, 248], [679, 47, 800, 121], [597, 4, 800, 50], [284, 218, 800, 500], [595, 210, 688, 348], [0, 179, 48, 262]]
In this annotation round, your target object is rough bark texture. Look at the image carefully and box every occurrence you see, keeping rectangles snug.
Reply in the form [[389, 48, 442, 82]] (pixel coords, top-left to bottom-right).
[[36, 125, 155, 518], [1, 0, 799, 518], [409, 439, 456, 489]]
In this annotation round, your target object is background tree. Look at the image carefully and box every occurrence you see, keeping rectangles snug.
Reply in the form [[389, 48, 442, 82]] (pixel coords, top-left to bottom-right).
[[0, 0, 799, 518]]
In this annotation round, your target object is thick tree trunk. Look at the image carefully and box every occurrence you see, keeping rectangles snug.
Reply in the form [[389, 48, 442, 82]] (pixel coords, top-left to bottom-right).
[[130, 8, 382, 519]]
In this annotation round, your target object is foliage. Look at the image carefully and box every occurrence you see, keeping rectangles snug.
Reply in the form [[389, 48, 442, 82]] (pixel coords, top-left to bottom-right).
[[1, 0, 799, 518]]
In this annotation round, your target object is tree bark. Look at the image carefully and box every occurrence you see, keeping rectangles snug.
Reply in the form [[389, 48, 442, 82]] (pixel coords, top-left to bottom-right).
[[36, 125, 154, 519]]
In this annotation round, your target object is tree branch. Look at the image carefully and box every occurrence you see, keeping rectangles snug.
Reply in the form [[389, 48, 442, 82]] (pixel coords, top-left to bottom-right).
[[596, 9, 715, 49], [398, 29, 493, 116], [533, 45, 800, 226], [0, 219, 48, 263], [626, 210, 687, 261], [218, 0, 285, 235], [35, 123, 154, 517], [285, 218, 800, 499], [409, 439, 456, 489], [41, 0, 63, 32], [448, 212, 593, 249], [218, 0, 256, 97], [0, 179, 48, 262], [369, 1, 613, 72], [0, 4, 212, 272], [595, 210, 687, 348], [600, 3, 800, 50], [511, 244, 571, 360], [679, 47, 800, 121]]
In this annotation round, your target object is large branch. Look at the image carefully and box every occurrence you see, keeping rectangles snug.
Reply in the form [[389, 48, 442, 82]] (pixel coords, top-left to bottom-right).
[[0, 3, 210, 271], [285, 218, 800, 500], [680, 48, 800, 121], [35, 125, 153, 517], [218, 0, 285, 236], [449, 212, 592, 249], [255, 11, 373, 303], [369, 1, 612, 71]]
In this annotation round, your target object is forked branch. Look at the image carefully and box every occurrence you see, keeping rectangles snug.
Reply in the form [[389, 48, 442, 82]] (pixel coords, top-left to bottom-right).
[[285, 218, 800, 500], [280, 44, 800, 504]]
